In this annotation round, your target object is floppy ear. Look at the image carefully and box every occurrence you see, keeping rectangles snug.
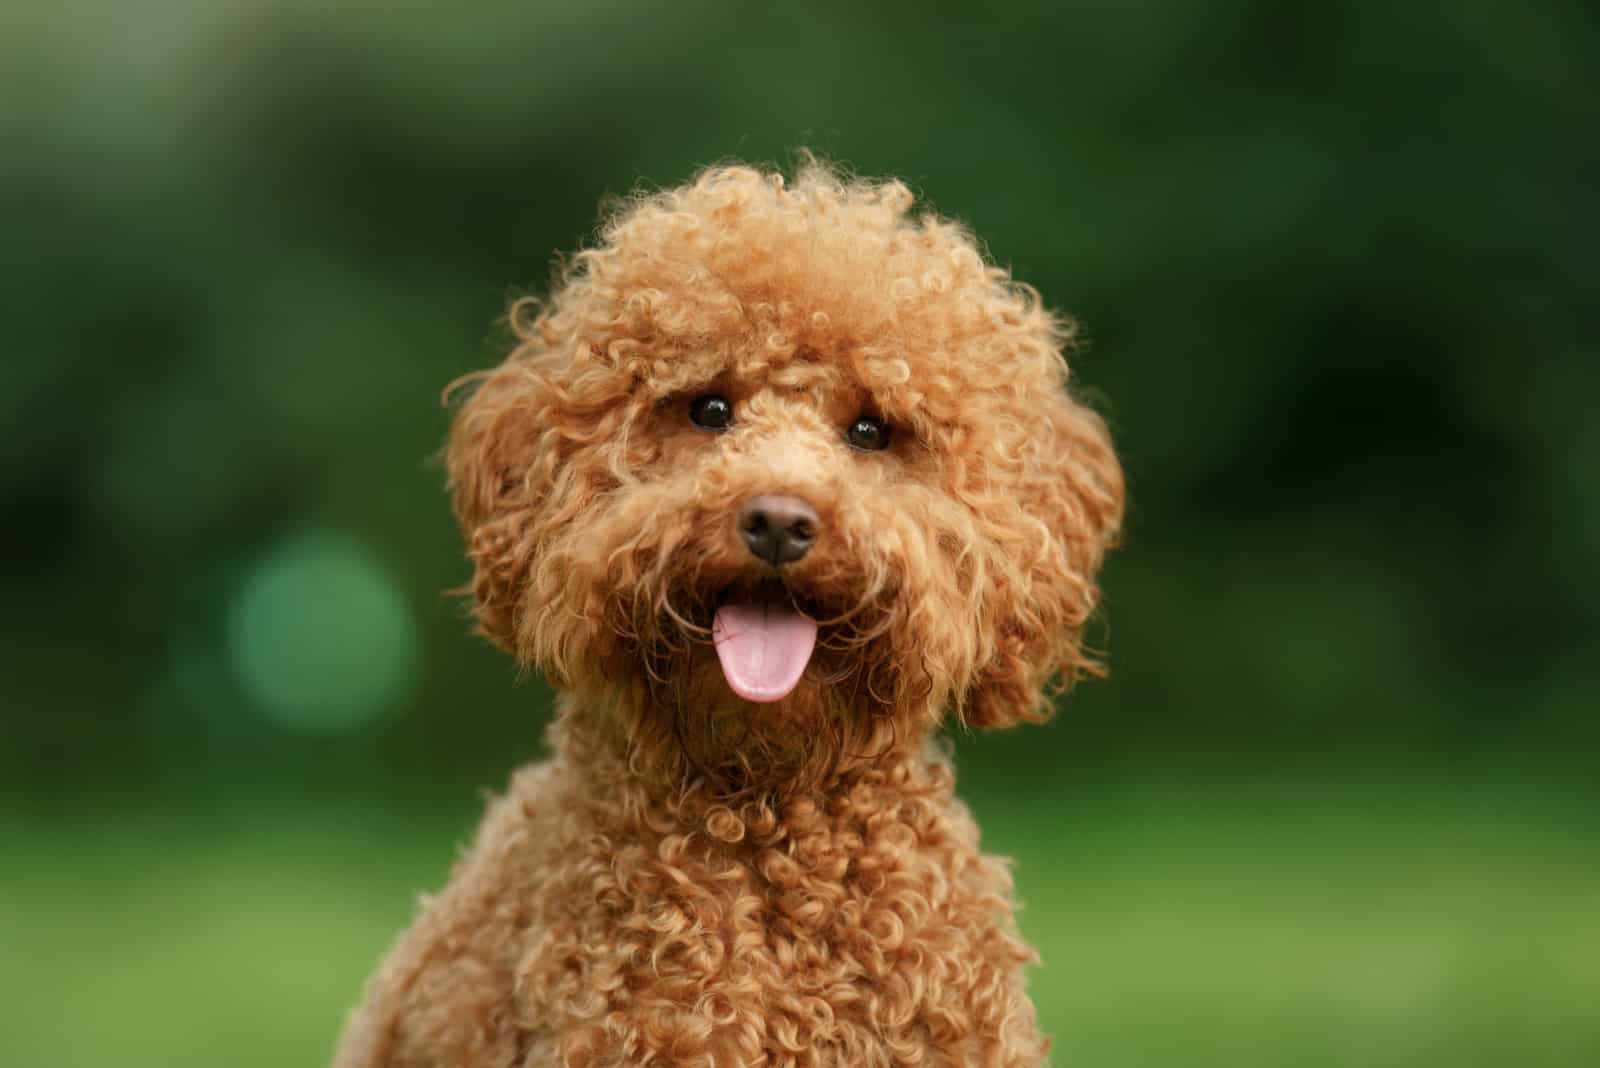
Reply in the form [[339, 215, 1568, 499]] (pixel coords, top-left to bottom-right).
[[962, 387, 1124, 729], [444, 350, 554, 656]]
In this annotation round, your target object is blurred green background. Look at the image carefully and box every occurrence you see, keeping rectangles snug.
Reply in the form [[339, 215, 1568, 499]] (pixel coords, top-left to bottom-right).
[[3, 1, 1597, 1065]]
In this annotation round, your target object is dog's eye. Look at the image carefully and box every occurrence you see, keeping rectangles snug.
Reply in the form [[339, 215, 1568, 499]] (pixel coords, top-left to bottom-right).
[[845, 415, 891, 451], [689, 395, 734, 431]]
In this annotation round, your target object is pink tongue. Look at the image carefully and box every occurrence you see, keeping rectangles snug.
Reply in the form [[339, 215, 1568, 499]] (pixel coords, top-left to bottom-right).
[[711, 603, 818, 703]]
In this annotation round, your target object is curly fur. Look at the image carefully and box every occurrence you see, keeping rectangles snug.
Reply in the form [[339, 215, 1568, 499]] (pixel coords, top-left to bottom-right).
[[333, 159, 1123, 1068]]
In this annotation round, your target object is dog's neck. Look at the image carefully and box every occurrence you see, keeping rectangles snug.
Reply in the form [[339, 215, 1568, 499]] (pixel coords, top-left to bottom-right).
[[550, 688, 943, 809]]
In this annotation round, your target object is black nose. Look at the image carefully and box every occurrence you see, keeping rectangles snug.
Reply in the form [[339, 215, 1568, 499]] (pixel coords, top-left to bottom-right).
[[738, 495, 818, 567]]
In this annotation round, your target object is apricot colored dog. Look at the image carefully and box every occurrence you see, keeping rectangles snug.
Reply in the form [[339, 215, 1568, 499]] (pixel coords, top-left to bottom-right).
[[334, 160, 1123, 1068]]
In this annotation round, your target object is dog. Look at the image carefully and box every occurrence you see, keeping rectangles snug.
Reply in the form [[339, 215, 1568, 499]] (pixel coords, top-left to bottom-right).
[[333, 159, 1123, 1068]]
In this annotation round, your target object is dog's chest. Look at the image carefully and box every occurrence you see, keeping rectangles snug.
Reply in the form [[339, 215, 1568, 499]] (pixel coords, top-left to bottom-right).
[[515, 787, 1039, 1067]]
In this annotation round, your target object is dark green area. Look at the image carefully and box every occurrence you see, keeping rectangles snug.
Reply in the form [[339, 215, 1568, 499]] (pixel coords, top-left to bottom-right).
[[3, 1, 1596, 1065]]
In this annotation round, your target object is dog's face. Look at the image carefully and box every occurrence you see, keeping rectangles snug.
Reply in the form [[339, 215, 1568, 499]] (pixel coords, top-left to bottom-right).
[[449, 165, 1122, 788]]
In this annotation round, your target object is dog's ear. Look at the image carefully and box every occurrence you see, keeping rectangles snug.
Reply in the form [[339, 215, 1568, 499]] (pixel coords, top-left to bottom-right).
[[444, 351, 553, 658], [961, 385, 1124, 730]]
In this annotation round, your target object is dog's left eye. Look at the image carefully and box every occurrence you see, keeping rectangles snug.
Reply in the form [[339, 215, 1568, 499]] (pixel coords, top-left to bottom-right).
[[689, 395, 734, 431], [845, 415, 891, 451]]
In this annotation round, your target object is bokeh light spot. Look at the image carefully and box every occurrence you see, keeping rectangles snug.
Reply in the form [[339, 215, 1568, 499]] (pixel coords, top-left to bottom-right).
[[229, 531, 418, 733]]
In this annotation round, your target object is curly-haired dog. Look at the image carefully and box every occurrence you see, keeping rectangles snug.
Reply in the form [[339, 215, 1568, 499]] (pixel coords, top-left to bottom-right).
[[333, 161, 1123, 1068]]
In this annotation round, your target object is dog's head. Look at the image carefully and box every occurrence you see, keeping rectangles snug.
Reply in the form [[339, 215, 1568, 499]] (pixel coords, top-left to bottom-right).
[[448, 162, 1122, 790]]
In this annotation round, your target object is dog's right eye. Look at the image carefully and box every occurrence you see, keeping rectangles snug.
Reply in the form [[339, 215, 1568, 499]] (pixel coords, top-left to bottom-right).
[[689, 394, 734, 431]]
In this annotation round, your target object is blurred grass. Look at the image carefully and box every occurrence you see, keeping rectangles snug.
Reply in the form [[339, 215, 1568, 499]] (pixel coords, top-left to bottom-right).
[[5, 759, 1596, 1068]]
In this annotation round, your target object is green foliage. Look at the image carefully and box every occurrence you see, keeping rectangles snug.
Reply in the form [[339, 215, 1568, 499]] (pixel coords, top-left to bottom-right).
[[5, 1, 1596, 778]]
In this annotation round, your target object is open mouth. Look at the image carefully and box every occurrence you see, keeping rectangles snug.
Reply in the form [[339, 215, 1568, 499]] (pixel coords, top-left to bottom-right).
[[711, 580, 818, 703]]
